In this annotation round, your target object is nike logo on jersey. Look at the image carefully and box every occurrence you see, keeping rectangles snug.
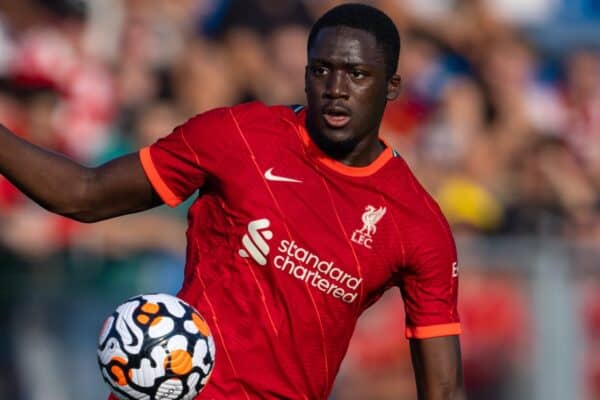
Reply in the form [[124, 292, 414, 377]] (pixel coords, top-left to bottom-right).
[[264, 168, 302, 183]]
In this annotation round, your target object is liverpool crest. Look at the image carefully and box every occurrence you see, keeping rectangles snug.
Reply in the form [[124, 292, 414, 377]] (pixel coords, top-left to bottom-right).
[[351, 205, 386, 249]]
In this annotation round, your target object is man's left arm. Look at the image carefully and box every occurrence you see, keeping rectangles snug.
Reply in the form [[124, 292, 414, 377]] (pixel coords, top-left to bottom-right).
[[409, 335, 466, 400]]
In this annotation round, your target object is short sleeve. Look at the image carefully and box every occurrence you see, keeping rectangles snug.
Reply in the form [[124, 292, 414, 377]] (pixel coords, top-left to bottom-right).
[[399, 206, 461, 339], [139, 107, 236, 207]]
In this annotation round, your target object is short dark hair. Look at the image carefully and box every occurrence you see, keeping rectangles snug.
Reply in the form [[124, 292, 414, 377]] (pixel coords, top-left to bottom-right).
[[307, 3, 400, 79]]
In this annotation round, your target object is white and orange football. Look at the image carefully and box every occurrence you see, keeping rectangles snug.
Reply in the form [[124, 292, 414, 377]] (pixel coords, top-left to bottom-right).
[[97, 293, 215, 400]]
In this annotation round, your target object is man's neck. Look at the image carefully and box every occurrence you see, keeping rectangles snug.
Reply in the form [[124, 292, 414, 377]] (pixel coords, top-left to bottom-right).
[[307, 125, 385, 167]]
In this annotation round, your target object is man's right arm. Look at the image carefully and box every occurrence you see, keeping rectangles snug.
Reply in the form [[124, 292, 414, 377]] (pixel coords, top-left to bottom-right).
[[0, 124, 163, 222]]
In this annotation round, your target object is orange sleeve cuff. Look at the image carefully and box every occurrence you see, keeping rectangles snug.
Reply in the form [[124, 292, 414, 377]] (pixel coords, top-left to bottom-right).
[[405, 323, 462, 339], [139, 147, 182, 207]]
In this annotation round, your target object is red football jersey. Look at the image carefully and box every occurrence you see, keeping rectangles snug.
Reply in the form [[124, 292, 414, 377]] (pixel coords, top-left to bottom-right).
[[114, 102, 460, 399]]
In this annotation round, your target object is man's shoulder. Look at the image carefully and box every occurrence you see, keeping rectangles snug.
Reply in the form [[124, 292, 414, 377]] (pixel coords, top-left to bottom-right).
[[229, 101, 305, 122], [225, 102, 306, 143], [376, 151, 413, 185], [381, 156, 448, 217], [186, 101, 304, 129], [176, 102, 302, 134]]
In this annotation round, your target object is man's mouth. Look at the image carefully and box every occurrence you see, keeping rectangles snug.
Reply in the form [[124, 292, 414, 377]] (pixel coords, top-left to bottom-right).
[[322, 107, 351, 129]]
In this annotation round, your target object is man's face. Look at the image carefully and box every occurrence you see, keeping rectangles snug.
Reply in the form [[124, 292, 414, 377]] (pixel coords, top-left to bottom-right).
[[305, 26, 400, 150]]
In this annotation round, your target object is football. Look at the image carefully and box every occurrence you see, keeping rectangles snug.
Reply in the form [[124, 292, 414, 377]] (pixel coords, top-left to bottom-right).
[[97, 293, 216, 400]]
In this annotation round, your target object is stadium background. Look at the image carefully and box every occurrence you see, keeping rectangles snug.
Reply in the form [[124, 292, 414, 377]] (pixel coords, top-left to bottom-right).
[[0, 0, 599, 399]]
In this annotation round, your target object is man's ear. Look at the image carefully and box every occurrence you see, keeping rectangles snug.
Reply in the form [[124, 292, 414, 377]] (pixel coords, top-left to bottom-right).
[[386, 74, 402, 100]]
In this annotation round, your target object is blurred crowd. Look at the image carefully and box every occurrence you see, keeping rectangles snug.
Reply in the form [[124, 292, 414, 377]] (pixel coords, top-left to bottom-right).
[[0, 0, 599, 399], [0, 0, 599, 245]]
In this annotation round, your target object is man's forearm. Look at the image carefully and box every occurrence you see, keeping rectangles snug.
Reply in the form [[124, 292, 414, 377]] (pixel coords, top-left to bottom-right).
[[0, 124, 94, 217], [0, 124, 161, 222]]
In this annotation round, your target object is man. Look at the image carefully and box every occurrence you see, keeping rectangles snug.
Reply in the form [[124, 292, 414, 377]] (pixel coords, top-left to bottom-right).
[[0, 4, 464, 399]]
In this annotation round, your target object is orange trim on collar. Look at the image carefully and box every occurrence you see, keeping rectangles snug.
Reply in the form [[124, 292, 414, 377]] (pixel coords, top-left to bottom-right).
[[296, 121, 393, 177]]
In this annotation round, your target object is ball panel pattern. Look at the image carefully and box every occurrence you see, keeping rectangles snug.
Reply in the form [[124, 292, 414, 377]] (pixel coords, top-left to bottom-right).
[[98, 293, 215, 400]]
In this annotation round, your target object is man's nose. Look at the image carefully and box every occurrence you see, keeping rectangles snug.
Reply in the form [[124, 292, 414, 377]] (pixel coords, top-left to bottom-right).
[[324, 71, 349, 99]]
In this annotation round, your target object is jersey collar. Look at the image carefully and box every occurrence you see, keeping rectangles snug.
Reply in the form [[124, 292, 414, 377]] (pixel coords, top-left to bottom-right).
[[296, 109, 394, 177]]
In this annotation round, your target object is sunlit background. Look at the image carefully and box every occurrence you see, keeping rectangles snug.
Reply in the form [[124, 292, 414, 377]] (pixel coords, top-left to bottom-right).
[[0, 0, 599, 399]]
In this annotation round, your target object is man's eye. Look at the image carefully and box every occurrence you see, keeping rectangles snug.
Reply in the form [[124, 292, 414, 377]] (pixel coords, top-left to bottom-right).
[[351, 70, 366, 79], [312, 66, 328, 76]]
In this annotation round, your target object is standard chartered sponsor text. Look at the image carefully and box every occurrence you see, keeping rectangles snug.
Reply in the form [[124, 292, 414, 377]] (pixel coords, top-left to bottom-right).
[[273, 240, 362, 304]]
